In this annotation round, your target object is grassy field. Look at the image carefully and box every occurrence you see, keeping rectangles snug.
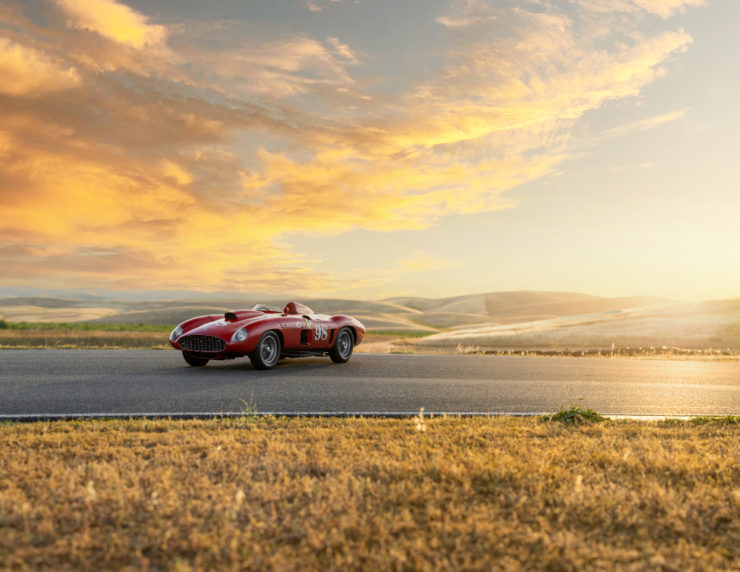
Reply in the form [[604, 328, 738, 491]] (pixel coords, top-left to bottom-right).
[[0, 320, 171, 332], [0, 327, 171, 349], [1, 416, 738, 570]]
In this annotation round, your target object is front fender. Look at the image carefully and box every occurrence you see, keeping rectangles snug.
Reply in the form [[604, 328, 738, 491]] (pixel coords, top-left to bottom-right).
[[169, 314, 222, 347]]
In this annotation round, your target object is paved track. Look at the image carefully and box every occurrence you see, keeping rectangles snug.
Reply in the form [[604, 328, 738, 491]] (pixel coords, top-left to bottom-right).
[[0, 350, 738, 417]]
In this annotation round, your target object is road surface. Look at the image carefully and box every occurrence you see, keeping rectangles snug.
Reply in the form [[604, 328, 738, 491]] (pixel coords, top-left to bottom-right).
[[0, 350, 738, 418]]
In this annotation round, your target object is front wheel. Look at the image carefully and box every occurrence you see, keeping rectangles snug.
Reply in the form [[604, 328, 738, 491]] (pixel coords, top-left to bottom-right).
[[329, 327, 354, 363], [182, 351, 209, 367], [249, 331, 281, 370]]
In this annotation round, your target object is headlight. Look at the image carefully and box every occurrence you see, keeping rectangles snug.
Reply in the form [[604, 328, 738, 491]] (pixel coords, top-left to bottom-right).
[[170, 324, 184, 340], [231, 327, 248, 343]]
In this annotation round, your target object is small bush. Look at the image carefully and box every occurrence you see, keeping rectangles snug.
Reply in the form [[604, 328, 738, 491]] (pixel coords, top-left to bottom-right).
[[544, 404, 606, 424]]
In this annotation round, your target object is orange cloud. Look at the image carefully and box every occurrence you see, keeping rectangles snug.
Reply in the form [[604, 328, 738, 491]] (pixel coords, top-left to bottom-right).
[[183, 34, 358, 98], [55, 0, 166, 49], [0, 37, 81, 96]]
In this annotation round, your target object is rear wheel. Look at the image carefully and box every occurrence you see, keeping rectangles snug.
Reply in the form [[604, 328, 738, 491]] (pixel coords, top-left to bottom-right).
[[250, 331, 281, 370], [182, 351, 209, 367], [329, 327, 354, 363]]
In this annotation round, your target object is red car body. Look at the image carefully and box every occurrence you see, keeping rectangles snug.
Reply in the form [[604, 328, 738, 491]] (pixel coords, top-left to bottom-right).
[[169, 302, 365, 369]]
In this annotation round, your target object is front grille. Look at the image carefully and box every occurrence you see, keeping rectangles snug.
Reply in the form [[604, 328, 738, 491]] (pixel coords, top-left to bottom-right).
[[179, 335, 225, 353]]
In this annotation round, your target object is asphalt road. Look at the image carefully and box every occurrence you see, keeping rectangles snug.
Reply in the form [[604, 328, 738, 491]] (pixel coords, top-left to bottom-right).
[[0, 349, 738, 417]]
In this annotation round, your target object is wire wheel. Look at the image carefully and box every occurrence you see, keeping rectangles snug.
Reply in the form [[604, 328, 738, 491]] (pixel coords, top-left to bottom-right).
[[329, 327, 354, 363], [250, 331, 281, 370]]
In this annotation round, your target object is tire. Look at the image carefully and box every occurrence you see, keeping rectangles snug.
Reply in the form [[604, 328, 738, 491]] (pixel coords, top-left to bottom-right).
[[250, 331, 282, 370], [329, 327, 354, 363], [182, 351, 209, 367]]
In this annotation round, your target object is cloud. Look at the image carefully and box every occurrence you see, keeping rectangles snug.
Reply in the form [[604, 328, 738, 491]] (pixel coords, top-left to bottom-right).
[[178, 28, 359, 98], [326, 36, 358, 64], [0, 37, 81, 96], [571, 0, 706, 19], [436, 0, 496, 28], [605, 108, 689, 138], [635, 0, 705, 18], [304, 0, 343, 12], [55, 0, 167, 49], [0, 0, 702, 294]]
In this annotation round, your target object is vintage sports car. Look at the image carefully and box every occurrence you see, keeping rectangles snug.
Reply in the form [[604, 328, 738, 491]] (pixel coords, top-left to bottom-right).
[[169, 302, 365, 370]]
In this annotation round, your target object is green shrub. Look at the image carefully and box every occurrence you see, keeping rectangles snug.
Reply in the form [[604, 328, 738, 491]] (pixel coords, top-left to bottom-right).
[[543, 404, 606, 424]]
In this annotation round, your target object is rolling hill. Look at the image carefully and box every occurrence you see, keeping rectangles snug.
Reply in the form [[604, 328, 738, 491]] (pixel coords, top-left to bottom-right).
[[2, 290, 737, 351], [416, 298, 740, 353]]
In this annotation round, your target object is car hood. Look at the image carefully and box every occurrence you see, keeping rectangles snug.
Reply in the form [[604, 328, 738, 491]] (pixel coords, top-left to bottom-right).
[[187, 312, 275, 338]]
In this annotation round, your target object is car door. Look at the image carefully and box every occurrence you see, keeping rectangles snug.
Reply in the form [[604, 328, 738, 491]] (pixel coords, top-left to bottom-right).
[[279, 315, 305, 348]]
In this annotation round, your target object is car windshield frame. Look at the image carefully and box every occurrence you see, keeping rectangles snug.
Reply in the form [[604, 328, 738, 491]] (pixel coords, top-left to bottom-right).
[[250, 303, 283, 313]]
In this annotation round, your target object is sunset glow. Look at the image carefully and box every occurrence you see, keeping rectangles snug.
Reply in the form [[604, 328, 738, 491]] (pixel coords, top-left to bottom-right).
[[0, 0, 737, 300]]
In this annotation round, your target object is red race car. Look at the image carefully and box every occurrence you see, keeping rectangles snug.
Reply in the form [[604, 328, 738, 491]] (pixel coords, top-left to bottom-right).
[[169, 302, 365, 370]]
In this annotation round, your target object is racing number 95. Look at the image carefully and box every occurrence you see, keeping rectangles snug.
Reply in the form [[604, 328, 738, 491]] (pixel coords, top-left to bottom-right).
[[314, 324, 328, 342]]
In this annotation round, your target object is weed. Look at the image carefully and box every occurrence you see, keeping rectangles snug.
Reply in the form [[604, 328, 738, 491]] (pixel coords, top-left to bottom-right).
[[413, 407, 427, 432], [543, 404, 606, 424], [239, 396, 258, 418]]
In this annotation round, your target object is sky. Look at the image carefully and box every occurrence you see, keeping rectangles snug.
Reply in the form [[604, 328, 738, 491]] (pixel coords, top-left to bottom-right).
[[0, 0, 738, 301]]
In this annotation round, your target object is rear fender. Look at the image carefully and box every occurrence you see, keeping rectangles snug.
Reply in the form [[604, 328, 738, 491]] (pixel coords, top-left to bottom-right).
[[330, 315, 365, 346]]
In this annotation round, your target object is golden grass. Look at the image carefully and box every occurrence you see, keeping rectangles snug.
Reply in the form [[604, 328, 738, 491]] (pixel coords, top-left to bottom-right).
[[1, 417, 738, 570], [0, 329, 169, 349]]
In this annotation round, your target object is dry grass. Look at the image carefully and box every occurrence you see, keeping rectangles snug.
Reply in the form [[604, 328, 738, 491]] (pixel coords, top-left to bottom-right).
[[0, 329, 169, 349], [1, 417, 738, 570]]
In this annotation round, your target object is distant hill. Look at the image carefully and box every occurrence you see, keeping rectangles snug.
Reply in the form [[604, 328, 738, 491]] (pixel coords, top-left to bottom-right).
[[0, 291, 669, 332], [416, 297, 740, 352], [3, 290, 737, 350], [384, 291, 668, 329]]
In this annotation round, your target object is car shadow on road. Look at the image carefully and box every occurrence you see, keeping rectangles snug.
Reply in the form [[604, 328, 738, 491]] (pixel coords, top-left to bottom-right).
[[162, 356, 342, 377]]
